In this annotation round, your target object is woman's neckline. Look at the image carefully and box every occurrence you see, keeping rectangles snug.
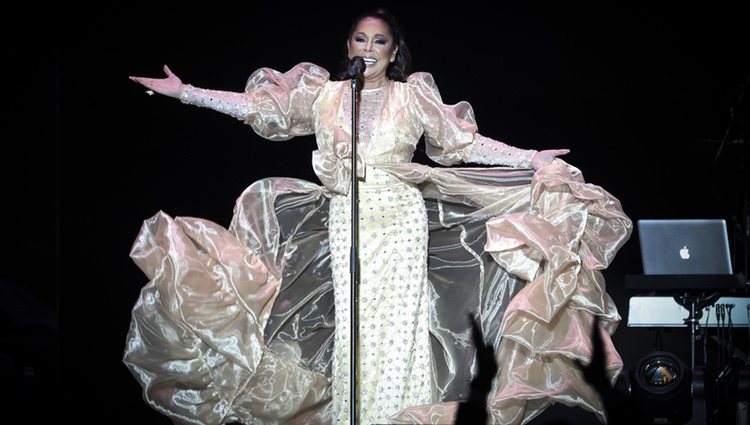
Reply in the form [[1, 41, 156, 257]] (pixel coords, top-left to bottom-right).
[[361, 81, 391, 92], [361, 87, 386, 94]]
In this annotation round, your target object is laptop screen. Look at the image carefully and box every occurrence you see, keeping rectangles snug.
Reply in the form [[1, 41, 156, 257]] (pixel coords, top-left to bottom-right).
[[637, 219, 733, 275]]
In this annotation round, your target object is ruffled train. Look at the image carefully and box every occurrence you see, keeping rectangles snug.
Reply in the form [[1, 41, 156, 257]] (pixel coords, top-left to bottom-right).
[[124, 161, 631, 424]]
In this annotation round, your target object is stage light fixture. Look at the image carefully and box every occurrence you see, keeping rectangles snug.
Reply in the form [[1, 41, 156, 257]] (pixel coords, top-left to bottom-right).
[[630, 351, 693, 424]]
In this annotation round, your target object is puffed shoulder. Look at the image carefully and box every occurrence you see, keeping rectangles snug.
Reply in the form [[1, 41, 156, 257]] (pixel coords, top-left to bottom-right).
[[406, 72, 447, 104], [407, 72, 439, 90], [241, 62, 330, 140], [405, 71, 477, 166], [244, 62, 331, 92]]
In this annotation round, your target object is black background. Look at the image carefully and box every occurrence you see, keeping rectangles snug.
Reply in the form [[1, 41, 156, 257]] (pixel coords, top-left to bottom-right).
[[2, 1, 748, 423]]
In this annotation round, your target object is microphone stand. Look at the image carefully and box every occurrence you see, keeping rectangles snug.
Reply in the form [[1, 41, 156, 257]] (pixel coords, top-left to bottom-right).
[[349, 73, 361, 424]]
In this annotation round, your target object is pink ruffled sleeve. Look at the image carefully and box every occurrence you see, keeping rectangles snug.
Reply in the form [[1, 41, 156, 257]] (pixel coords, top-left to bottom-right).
[[407, 72, 478, 165], [243, 62, 330, 140]]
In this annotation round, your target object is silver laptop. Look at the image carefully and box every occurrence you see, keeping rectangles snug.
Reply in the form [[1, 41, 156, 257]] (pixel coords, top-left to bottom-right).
[[638, 219, 733, 275]]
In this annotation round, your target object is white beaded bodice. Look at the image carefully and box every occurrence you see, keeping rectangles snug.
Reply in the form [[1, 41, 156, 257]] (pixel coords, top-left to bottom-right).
[[338, 86, 388, 155]]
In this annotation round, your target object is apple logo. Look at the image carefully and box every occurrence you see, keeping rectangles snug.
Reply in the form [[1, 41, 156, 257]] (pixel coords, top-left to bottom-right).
[[679, 245, 690, 260]]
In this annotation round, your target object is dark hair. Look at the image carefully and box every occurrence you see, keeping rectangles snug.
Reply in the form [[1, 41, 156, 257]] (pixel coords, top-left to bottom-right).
[[335, 8, 412, 82]]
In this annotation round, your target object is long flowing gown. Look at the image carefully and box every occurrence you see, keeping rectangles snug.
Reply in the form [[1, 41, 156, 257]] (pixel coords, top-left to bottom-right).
[[124, 63, 632, 425]]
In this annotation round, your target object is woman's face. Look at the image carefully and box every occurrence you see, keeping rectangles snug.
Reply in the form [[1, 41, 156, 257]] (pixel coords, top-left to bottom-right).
[[347, 17, 398, 87]]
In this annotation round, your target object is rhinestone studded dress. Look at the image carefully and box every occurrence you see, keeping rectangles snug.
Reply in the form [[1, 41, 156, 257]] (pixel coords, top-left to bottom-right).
[[328, 86, 432, 424]]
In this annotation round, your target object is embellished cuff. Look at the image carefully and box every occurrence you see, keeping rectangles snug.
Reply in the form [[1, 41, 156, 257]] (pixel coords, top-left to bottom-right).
[[179, 84, 251, 120], [465, 135, 536, 168]]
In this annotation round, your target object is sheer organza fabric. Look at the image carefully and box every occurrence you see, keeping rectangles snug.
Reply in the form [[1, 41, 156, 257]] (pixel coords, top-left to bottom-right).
[[125, 162, 630, 424]]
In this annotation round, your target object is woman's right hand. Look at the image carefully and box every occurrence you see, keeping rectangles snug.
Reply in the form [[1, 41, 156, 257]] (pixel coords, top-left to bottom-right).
[[129, 65, 184, 99]]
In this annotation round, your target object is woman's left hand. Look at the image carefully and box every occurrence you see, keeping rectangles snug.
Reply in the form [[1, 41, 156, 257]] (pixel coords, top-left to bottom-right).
[[531, 149, 569, 170]]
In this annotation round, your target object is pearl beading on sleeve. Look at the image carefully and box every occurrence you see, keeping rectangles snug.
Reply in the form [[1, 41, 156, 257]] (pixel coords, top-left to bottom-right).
[[466, 134, 536, 168], [179, 84, 251, 120]]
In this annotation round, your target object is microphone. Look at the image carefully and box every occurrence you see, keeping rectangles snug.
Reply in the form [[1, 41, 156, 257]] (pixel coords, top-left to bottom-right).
[[346, 56, 366, 78]]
